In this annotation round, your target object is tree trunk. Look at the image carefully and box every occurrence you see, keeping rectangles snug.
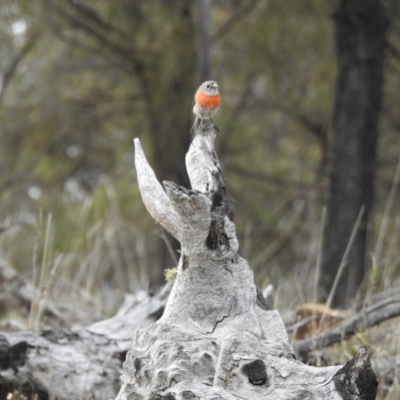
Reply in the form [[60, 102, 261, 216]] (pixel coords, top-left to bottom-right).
[[115, 124, 378, 399], [321, 0, 388, 308], [133, 1, 197, 288]]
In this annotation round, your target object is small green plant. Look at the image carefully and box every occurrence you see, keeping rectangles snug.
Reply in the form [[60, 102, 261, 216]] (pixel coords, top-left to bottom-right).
[[164, 267, 177, 281]]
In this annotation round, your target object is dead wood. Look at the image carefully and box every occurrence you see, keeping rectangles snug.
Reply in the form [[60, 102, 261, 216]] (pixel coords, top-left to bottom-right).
[[0, 122, 384, 399], [0, 283, 170, 399], [294, 296, 400, 357], [115, 123, 378, 400]]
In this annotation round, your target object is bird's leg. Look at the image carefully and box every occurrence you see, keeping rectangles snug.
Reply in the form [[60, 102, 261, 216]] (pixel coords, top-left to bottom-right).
[[209, 117, 219, 132], [190, 117, 200, 137]]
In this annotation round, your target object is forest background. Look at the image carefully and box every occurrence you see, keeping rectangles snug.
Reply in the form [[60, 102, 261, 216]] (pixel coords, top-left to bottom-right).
[[0, 1, 400, 397]]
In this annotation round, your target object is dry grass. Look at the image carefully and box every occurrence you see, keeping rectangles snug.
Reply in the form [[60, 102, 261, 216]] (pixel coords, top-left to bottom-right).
[[0, 182, 153, 329]]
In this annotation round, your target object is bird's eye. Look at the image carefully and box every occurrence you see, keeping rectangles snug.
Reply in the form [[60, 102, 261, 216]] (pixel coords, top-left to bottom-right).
[[207, 85, 210, 88]]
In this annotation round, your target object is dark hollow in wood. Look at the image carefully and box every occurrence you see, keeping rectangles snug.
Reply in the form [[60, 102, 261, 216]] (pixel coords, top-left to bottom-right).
[[241, 359, 268, 386]]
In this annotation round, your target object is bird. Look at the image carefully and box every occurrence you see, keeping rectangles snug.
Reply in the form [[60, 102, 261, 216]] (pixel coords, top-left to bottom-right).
[[192, 80, 221, 133]]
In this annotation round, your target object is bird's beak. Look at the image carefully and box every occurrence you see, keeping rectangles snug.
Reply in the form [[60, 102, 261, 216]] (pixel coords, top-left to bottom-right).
[[212, 82, 219, 89]]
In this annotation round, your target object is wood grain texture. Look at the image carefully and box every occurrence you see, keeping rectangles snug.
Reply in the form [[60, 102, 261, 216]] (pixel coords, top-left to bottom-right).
[[116, 124, 377, 399]]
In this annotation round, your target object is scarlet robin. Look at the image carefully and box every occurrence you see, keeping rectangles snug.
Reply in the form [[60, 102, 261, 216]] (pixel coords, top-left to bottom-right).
[[192, 80, 221, 133]]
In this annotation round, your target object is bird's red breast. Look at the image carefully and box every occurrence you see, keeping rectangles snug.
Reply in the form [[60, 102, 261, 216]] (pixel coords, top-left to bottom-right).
[[196, 91, 221, 109]]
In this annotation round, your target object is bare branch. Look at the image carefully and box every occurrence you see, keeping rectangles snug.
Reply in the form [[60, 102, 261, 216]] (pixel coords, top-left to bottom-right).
[[0, 30, 40, 104], [134, 139, 181, 242], [294, 296, 400, 356]]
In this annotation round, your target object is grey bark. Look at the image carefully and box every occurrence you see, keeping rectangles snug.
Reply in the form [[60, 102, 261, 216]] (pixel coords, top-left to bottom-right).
[[116, 123, 378, 399]]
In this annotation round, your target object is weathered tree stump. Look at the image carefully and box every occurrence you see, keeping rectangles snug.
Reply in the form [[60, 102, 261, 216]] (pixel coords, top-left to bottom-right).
[[116, 124, 378, 399]]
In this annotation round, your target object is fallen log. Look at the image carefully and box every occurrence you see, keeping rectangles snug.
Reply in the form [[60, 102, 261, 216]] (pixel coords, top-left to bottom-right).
[[0, 285, 170, 399]]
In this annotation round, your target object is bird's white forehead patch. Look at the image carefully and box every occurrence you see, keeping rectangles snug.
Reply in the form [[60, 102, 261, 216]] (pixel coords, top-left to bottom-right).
[[199, 81, 219, 92]]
